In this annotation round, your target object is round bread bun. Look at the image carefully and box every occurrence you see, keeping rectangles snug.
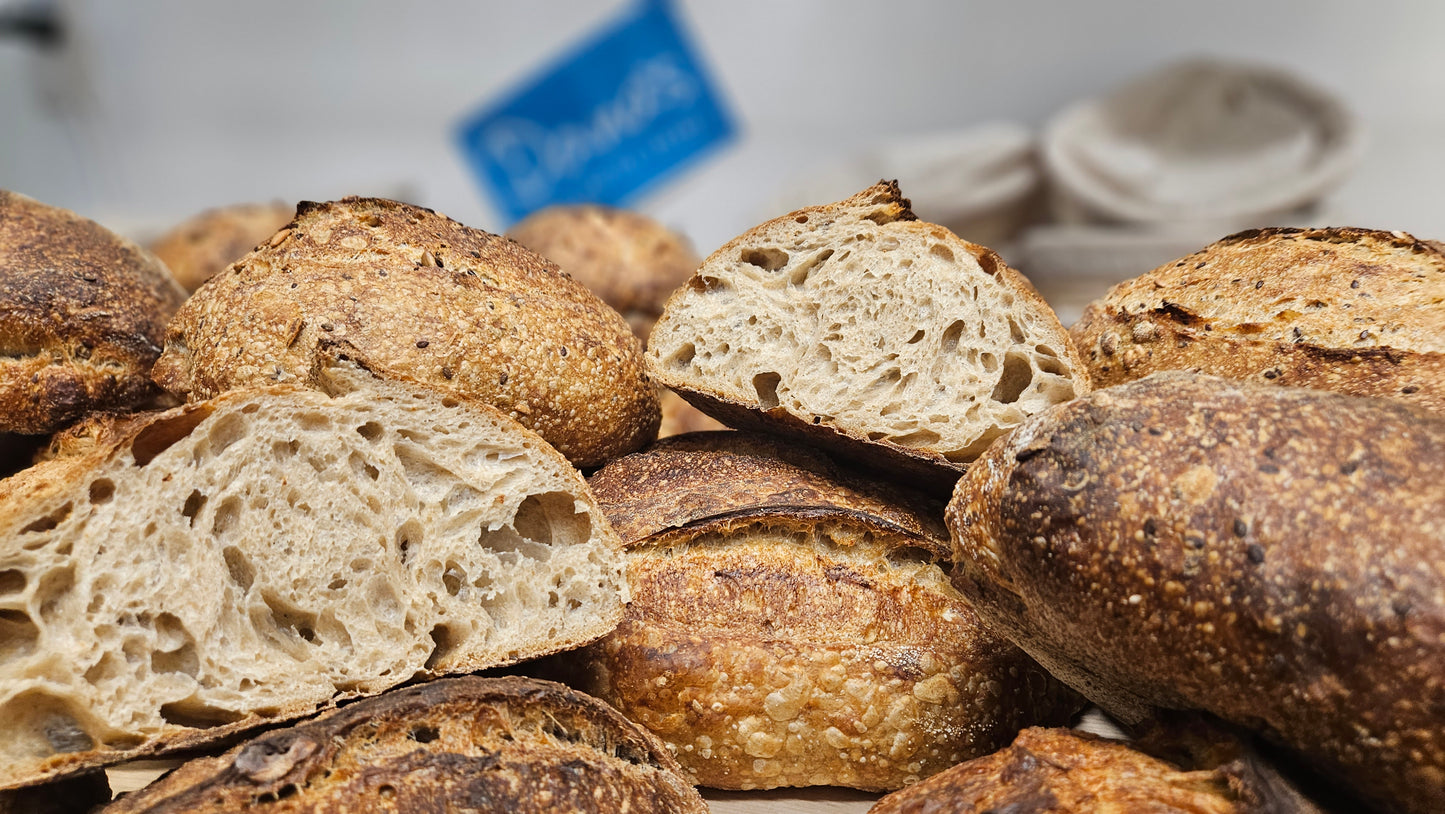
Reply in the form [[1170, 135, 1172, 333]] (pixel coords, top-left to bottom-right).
[[0, 190, 188, 435], [148, 202, 295, 292]]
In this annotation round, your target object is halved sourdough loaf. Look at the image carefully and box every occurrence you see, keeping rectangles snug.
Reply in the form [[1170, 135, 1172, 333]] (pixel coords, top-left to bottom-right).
[[102, 676, 707, 814], [0, 362, 626, 791], [645, 182, 1089, 482], [564, 432, 1081, 791]]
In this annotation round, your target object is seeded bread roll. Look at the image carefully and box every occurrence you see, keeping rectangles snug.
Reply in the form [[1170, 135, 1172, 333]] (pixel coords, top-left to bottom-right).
[[0, 190, 188, 434], [148, 202, 295, 293], [646, 182, 1089, 486], [1071, 227, 1445, 412], [151, 197, 659, 469], [946, 372, 1445, 814], [101, 676, 706, 814], [566, 432, 1081, 791], [0, 361, 626, 791], [507, 205, 700, 340]]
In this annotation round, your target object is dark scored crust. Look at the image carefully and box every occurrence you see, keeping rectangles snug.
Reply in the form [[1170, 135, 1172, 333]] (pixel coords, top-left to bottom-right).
[[1071, 227, 1445, 412], [868, 726, 1327, 814], [946, 372, 1445, 814], [151, 197, 659, 468], [101, 676, 706, 814], [0, 191, 188, 434], [569, 432, 1081, 791]]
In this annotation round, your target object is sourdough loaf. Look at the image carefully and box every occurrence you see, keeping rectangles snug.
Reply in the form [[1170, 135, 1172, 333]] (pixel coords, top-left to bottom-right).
[[151, 197, 659, 468], [0, 190, 188, 434], [101, 676, 706, 814], [946, 372, 1445, 814], [1070, 227, 1445, 412], [148, 202, 295, 292], [0, 362, 626, 791], [646, 182, 1089, 485], [566, 431, 1081, 791], [507, 204, 700, 340]]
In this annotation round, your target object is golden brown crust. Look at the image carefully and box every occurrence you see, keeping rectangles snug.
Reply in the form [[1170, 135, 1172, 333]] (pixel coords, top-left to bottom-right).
[[101, 676, 706, 814], [868, 727, 1283, 814], [507, 205, 699, 338], [1070, 227, 1445, 412], [587, 430, 948, 549], [947, 372, 1445, 814], [0, 190, 188, 434], [150, 197, 659, 468], [571, 433, 1080, 791], [148, 202, 295, 292]]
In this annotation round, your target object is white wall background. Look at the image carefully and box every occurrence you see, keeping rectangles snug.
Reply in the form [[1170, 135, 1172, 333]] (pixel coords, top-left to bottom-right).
[[2, 0, 1443, 254]]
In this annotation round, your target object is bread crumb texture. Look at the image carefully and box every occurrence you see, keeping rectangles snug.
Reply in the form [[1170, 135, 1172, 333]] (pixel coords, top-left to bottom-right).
[[151, 197, 659, 468], [0, 190, 188, 434], [646, 182, 1089, 471], [101, 676, 706, 814], [947, 372, 1445, 814], [0, 372, 625, 790], [573, 433, 1080, 792], [1072, 227, 1445, 412]]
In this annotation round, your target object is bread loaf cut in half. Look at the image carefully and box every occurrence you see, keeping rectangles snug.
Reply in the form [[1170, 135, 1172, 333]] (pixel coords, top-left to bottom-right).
[[868, 726, 1323, 814], [0, 362, 626, 791], [646, 182, 1089, 482], [507, 204, 700, 340], [564, 432, 1081, 791], [1, 190, 188, 434], [102, 676, 706, 814], [148, 202, 295, 292], [946, 372, 1445, 814], [1071, 227, 1445, 412], [151, 197, 659, 469]]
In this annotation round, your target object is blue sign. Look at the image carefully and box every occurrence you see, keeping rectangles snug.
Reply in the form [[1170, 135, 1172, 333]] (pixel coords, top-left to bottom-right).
[[456, 0, 735, 223]]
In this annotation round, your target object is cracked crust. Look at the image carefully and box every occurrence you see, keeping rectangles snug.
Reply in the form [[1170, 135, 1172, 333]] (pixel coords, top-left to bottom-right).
[[151, 197, 659, 468], [0, 191, 188, 434], [1071, 227, 1445, 412], [946, 372, 1445, 814], [566, 432, 1081, 791], [101, 676, 706, 814]]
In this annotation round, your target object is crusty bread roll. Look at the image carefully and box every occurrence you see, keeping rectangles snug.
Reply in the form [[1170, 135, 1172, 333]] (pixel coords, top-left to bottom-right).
[[1071, 227, 1445, 412], [148, 202, 295, 293], [101, 676, 706, 814], [0, 190, 188, 434], [947, 372, 1445, 814], [566, 431, 1081, 791], [646, 182, 1089, 486], [507, 204, 700, 340], [151, 197, 659, 469], [0, 362, 626, 791], [868, 726, 1322, 814]]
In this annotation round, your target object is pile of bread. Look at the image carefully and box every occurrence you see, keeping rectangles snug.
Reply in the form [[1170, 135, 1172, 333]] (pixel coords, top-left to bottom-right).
[[0, 180, 1440, 814]]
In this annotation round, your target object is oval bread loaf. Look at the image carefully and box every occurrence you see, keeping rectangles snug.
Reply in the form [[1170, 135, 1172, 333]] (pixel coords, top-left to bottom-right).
[[101, 676, 707, 814], [1070, 227, 1445, 412], [645, 182, 1090, 486], [946, 372, 1445, 814], [0, 361, 626, 791], [567, 431, 1081, 791], [0, 190, 188, 434], [151, 197, 659, 468]]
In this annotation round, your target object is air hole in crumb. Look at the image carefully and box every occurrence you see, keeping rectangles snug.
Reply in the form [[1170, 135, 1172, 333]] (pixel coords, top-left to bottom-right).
[[89, 479, 115, 505], [1035, 354, 1068, 376], [740, 247, 789, 271], [940, 321, 966, 354], [669, 343, 696, 368], [22, 503, 72, 534], [240, 403, 260, 414], [378, 785, 397, 801], [906, 330, 925, 344], [328, 578, 347, 591], [930, 244, 954, 262], [891, 429, 942, 449], [211, 497, 241, 538], [181, 490, 207, 524], [410, 725, 440, 744], [991, 352, 1034, 404], [424, 624, 459, 670], [1007, 317, 1025, 343], [0, 570, 25, 595], [132, 406, 214, 466], [442, 562, 466, 596], [980, 352, 999, 372], [223, 546, 256, 592], [356, 422, 383, 441], [159, 701, 245, 729], [752, 371, 782, 410], [0, 608, 39, 660], [795, 215, 809, 223], [396, 521, 423, 564]]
